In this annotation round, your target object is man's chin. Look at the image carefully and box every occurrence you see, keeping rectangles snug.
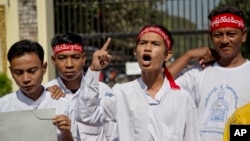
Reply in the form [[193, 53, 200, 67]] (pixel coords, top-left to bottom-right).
[[62, 74, 81, 81]]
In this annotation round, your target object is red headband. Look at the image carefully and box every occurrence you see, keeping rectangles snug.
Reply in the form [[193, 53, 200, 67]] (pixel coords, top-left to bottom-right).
[[137, 26, 172, 50], [53, 44, 84, 54], [137, 26, 180, 90], [210, 13, 245, 32]]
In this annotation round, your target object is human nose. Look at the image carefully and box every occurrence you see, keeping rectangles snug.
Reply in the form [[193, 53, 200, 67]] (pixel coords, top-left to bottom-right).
[[144, 43, 152, 51], [221, 35, 229, 44], [22, 72, 31, 84], [65, 58, 73, 68]]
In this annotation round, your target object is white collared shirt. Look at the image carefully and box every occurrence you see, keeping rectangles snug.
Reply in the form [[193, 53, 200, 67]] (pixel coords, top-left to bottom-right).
[[75, 68, 200, 141], [45, 76, 117, 141], [0, 88, 70, 141]]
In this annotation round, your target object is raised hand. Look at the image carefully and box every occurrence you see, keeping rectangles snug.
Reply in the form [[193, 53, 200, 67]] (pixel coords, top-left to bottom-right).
[[196, 47, 218, 68], [168, 46, 218, 78], [90, 37, 112, 71], [184, 47, 217, 68]]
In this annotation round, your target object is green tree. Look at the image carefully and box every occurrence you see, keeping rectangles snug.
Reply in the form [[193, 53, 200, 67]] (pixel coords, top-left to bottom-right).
[[0, 72, 12, 97], [87, 0, 201, 58], [53, 0, 201, 63]]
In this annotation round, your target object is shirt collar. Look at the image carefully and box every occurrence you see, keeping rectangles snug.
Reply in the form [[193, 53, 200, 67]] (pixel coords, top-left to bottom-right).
[[16, 87, 46, 108]]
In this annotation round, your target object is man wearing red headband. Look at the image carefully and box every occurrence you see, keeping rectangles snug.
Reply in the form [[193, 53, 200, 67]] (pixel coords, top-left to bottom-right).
[[167, 5, 250, 141], [75, 25, 200, 141], [44, 33, 117, 141]]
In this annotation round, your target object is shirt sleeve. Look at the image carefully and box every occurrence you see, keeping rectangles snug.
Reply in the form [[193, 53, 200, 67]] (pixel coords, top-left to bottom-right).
[[184, 97, 201, 141], [175, 66, 201, 106], [75, 67, 116, 126]]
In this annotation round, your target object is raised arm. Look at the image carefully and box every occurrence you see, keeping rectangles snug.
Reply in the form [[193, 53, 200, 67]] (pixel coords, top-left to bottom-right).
[[167, 47, 216, 78], [90, 37, 112, 71], [75, 38, 116, 125]]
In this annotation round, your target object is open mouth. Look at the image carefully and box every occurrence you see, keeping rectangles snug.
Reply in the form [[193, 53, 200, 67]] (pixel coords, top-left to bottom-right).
[[141, 54, 152, 66], [143, 54, 151, 61]]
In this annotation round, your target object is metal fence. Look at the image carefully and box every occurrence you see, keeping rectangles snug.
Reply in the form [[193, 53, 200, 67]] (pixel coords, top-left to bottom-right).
[[54, 0, 250, 85]]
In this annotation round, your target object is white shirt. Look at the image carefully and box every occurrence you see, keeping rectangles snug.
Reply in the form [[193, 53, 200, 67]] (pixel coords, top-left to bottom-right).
[[45, 75, 118, 141], [75, 68, 200, 141], [176, 60, 250, 141], [0, 88, 69, 141]]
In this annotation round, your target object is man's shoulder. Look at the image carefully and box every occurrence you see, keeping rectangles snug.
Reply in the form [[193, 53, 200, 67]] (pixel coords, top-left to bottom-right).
[[0, 92, 18, 112], [44, 91, 69, 104], [171, 87, 193, 100], [0, 92, 17, 101], [177, 64, 203, 77], [42, 91, 69, 115], [112, 79, 138, 91], [44, 78, 59, 88]]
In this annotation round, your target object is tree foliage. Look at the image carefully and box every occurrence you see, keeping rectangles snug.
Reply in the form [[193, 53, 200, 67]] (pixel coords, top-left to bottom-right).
[[0, 72, 12, 97], [84, 0, 202, 58], [54, 0, 203, 62]]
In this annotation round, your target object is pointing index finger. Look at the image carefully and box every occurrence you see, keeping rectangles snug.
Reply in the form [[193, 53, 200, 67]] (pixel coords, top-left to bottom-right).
[[101, 37, 111, 51]]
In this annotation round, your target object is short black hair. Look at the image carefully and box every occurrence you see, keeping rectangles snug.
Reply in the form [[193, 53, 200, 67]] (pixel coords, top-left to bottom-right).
[[208, 5, 245, 22], [7, 39, 44, 64], [51, 33, 85, 50]]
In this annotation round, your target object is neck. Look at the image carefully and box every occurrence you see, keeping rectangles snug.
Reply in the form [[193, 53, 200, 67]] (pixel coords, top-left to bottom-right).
[[141, 71, 165, 99], [22, 86, 44, 101], [217, 54, 246, 67], [61, 75, 82, 91]]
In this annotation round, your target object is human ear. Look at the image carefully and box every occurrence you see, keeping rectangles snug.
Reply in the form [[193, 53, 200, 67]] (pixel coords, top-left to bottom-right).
[[164, 51, 173, 62]]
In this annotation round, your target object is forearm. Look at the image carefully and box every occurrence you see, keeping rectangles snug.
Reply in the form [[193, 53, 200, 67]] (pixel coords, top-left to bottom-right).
[[61, 131, 74, 141], [75, 68, 114, 125], [167, 50, 193, 78]]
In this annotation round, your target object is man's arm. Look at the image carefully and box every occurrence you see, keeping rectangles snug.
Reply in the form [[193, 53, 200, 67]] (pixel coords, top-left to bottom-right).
[[75, 38, 116, 124], [167, 47, 216, 78], [184, 97, 200, 141]]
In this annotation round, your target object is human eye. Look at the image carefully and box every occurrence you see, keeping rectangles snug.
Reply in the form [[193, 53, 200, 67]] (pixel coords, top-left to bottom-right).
[[149, 40, 161, 47], [28, 68, 38, 74], [138, 40, 146, 45], [153, 42, 161, 46], [72, 55, 81, 59], [227, 32, 237, 37], [57, 55, 66, 60], [212, 33, 222, 38], [13, 70, 23, 75]]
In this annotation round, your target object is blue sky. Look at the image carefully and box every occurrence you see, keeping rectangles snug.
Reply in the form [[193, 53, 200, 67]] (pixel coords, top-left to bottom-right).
[[162, 0, 221, 29]]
